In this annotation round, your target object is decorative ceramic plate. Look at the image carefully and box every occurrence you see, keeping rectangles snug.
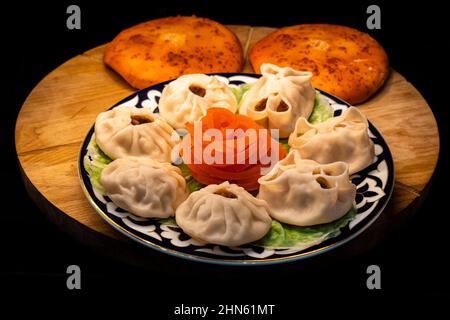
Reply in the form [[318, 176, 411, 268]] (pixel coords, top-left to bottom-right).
[[79, 73, 394, 265]]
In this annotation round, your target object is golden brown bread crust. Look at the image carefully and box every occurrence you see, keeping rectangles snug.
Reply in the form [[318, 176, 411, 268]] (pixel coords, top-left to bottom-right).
[[249, 24, 389, 104], [104, 16, 243, 89]]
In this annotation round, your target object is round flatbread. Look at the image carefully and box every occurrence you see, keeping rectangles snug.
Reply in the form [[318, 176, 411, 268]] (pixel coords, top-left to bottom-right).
[[104, 16, 243, 89], [249, 24, 389, 104]]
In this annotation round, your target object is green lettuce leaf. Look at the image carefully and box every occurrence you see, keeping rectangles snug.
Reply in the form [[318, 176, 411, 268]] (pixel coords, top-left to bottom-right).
[[231, 83, 253, 105], [308, 92, 334, 124], [83, 135, 112, 194], [254, 206, 357, 249], [157, 217, 178, 226], [279, 138, 290, 154], [177, 163, 205, 193]]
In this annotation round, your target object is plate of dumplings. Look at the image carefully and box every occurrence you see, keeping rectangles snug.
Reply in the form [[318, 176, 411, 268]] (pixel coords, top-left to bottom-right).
[[79, 63, 394, 265]]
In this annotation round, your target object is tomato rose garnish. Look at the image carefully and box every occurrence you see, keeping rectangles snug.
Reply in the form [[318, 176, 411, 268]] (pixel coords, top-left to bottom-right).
[[181, 108, 286, 190]]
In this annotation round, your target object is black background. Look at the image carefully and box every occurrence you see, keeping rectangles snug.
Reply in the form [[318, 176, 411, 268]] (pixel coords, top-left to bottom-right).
[[1, 0, 449, 311]]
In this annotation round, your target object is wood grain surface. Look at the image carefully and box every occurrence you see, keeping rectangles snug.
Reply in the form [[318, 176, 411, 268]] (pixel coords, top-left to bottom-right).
[[15, 25, 440, 251]]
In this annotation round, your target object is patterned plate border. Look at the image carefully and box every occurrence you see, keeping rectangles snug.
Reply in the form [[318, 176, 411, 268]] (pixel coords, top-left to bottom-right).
[[78, 73, 395, 266]]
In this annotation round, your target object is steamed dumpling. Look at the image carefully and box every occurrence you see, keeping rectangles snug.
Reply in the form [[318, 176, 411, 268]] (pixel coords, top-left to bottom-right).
[[288, 107, 375, 174], [101, 157, 188, 218], [258, 150, 356, 226], [158, 74, 238, 129], [175, 182, 272, 246], [95, 106, 176, 162], [239, 63, 315, 138]]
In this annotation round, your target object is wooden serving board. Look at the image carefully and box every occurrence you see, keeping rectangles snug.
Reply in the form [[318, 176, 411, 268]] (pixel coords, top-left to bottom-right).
[[15, 25, 439, 263]]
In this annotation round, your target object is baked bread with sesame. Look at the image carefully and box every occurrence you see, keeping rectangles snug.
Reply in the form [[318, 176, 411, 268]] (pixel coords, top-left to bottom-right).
[[249, 24, 389, 104], [104, 16, 243, 89]]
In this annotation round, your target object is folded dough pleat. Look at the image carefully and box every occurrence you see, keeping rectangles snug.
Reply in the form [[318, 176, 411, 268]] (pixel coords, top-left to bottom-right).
[[95, 106, 176, 162], [288, 107, 375, 174], [258, 150, 356, 226], [239, 63, 315, 138], [175, 182, 272, 246], [158, 74, 238, 129], [101, 157, 189, 218]]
